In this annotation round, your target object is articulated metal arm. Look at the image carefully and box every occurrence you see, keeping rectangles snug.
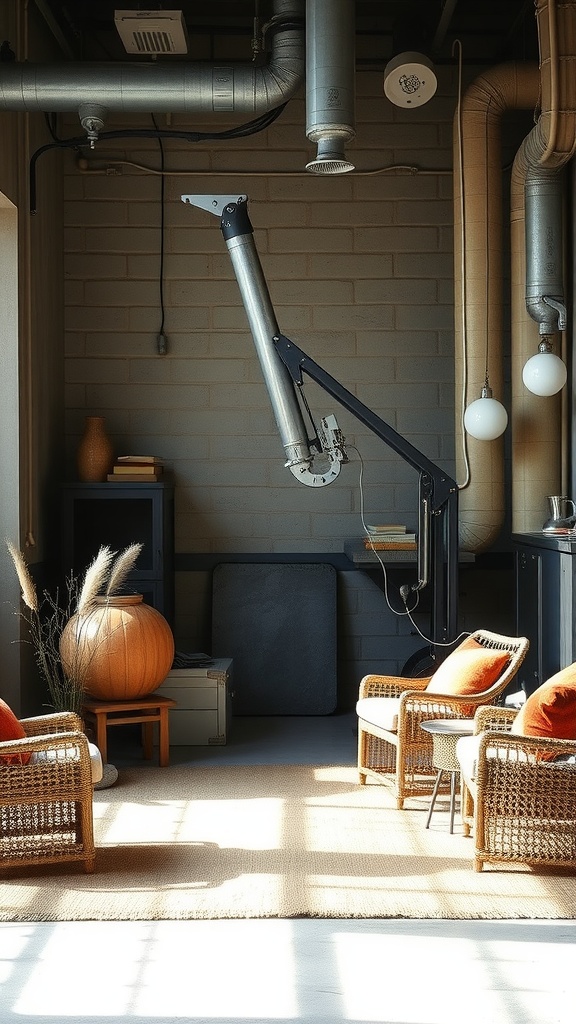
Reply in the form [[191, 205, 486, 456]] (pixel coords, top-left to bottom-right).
[[181, 193, 459, 643]]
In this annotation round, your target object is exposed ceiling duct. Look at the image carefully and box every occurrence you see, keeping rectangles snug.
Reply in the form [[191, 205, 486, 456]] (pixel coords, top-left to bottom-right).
[[453, 62, 539, 551], [510, 0, 576, 533], [305, 0, 356, 173], [0, 0, 305, 145], [0, 0, 358, 174]]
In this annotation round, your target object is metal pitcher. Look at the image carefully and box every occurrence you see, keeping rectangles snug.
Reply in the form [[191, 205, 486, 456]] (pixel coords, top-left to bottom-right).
[[543, 495, 576, 532]]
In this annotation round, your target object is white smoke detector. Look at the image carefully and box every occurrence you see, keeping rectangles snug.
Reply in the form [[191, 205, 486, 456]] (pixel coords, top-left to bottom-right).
[[114, 10, 189, 55], [383, 51, 437, 108]]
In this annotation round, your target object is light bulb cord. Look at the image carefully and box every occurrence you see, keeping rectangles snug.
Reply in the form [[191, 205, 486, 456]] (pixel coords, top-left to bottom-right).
[[453, 39, 472, 491]]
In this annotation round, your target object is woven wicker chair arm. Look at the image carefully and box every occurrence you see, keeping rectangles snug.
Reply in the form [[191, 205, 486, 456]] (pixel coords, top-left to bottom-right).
[[408, 689, 494, 714], [359, 674, 431, 699], [475, 733, 576, 770], [400, 692, 472, 732], [0, 729, 90, 758], [473, 705, 517, 734], [0, 731, 94, 803], [21, 712, 83, 736]]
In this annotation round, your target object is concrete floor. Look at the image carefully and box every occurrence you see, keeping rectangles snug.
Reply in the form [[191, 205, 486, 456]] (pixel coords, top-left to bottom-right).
[[1, 713, 574, 1024]]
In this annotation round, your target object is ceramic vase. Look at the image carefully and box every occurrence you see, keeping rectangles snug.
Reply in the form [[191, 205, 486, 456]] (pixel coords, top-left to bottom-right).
[[60, 594, 175, 701], [76, 416, 114, 482]]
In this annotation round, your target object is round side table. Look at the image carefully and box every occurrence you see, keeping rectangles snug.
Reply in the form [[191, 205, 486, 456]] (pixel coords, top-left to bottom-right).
[[420, 718, 475, 833]]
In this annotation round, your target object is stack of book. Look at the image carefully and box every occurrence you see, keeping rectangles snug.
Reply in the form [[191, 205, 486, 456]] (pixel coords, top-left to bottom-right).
[[108, 455, 164, 482], [363, 524, 417, 550]]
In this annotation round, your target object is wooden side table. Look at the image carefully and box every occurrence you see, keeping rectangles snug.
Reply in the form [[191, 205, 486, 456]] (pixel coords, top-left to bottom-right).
[[420, 719, 475, 833], [82, 695, 177, 767]]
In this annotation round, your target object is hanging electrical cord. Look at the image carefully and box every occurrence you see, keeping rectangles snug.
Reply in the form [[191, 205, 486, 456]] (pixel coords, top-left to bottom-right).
[[28, 102, 288, 213], [151, 113, 167, 355], [347, 444, 413, 621], [349, 442, 469, 650], [452, 38, 472, 491], [290, 379, 458, 645], [43, 111, 59, 142]]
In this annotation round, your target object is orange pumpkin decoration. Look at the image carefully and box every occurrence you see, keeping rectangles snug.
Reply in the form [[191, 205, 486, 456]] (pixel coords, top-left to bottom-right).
[[60, 595, 174, 701]]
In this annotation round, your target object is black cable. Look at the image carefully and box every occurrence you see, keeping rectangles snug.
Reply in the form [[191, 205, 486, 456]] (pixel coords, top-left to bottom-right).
[[30, 135, 90, 213], [151, 114, 166, 352], [43, 112, 60, 142], [29, 102, 288, 213]]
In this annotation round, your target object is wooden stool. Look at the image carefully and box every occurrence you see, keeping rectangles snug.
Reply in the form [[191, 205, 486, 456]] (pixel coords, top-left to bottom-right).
[[82, 695, 176, 767]]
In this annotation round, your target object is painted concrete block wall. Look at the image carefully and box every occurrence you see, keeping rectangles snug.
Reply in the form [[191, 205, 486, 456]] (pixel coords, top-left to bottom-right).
[[62, 65, 515, 706]]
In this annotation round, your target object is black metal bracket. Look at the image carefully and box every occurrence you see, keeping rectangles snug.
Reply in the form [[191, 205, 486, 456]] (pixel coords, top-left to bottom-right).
[[274, 333, 460, 647]]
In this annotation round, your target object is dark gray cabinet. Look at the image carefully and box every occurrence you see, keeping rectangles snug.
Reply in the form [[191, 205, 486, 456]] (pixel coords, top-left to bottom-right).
[[513, 532, 576, 694], [62, 482, 174, 624]]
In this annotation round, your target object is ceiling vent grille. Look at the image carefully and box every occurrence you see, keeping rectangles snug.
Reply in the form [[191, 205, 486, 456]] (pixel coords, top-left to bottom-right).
[[114, 10, 189, 55]]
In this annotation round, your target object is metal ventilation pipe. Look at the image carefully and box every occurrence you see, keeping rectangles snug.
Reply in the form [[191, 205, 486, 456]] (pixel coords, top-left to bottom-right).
[[524, 167, 566, 335], [305, 0, 356, 173], [455, 0, 576, 549], [0, 0, 304, 139], [510, 0, 576, 533]]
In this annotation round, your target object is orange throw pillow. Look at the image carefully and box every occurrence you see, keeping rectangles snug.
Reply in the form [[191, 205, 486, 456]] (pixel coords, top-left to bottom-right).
[[426, 638, 510, 697], [512, 663, 576, 741], [0, 698, 31, 765]]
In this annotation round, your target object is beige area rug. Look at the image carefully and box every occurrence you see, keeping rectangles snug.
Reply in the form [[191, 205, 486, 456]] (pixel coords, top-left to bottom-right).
[[1, 764, 575, 922]]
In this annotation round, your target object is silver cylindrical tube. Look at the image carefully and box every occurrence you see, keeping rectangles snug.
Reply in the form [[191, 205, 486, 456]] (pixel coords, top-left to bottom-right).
[[225, 232, 311, 468], [305, 0, 355, 171], [525, 166, 565, 333]]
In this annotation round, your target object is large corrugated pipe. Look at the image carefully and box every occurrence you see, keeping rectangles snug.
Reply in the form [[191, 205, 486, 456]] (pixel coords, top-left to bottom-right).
[[453, 63, 539, 551], [510, 0, 576, 533], [0, 0, 304, 124], [455, 0, 576, 550]]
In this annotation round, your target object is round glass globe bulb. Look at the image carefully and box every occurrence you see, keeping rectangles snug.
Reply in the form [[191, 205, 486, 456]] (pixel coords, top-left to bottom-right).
[[522, 351, 567, 396], [463, 396, 508, 440]]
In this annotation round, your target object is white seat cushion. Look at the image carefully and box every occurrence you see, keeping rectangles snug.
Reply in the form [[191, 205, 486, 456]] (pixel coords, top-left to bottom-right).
[[356, 697, 401, 733], [456, 734, 479, 799], [30, 741, 103, 785]]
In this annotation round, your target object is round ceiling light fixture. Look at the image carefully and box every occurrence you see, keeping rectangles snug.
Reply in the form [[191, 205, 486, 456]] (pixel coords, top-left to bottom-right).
[[383, 51, 437, 108]]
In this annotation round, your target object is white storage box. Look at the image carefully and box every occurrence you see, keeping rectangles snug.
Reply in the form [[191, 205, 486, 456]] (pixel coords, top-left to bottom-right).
[[156, 658, 233, 745]]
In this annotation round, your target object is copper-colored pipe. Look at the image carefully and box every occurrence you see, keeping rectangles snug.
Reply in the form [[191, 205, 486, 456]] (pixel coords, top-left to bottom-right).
[[455, 0, 576, 550], [454, 63, 539, 551]]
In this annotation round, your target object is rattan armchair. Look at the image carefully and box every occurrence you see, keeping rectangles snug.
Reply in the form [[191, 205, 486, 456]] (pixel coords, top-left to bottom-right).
[[0, 711, 98, 873], [458, 705, 576, 872], [356, 629, 530, 809]]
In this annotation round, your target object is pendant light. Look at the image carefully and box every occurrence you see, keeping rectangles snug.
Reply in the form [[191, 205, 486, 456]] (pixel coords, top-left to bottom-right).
[[522, 337, 567, 396], [464, 378, 508, 441]]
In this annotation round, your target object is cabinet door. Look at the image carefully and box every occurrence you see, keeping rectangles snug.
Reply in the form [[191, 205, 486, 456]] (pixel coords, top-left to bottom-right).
[[62, 483, 174, 624], [515, 547, 560, 694]]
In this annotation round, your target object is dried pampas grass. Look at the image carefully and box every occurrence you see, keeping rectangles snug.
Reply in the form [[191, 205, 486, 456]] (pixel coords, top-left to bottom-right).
[[76, 546, 115, 615], [7, 539, 145, 713], [6, 539, 38, 613], [105, 542, 143, 599]]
